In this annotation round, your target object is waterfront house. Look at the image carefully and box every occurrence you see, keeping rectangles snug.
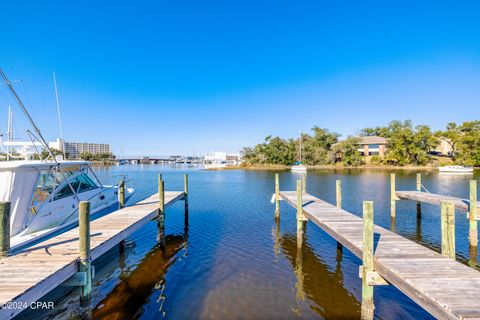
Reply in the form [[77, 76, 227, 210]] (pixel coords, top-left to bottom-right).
[[431, 137, 453, 156], [357, 136, 388, 159]]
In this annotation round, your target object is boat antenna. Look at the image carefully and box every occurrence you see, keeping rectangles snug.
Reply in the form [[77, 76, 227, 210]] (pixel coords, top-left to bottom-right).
[[53, 71, 66, 159], [0, 67, 55, 160]]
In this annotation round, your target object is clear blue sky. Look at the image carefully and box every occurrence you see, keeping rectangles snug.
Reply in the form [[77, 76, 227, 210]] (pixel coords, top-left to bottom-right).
[[0, 1, 479, 156]]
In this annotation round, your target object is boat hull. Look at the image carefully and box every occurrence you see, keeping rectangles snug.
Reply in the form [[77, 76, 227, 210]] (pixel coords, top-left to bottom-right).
[[439, 166, 473, 173], [10, 187, 135, 252]]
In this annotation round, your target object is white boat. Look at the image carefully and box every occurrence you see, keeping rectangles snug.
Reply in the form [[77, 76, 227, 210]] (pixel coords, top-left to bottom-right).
[[0, 68, 135, 251], [291, 163, 307, 172], [291, 132, 307, 172], [438, 165, 474, 173], [0, 160, 134, 251]]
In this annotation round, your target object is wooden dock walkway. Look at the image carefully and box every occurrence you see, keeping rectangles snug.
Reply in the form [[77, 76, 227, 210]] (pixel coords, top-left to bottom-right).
[[396, 190, 480, 216], [280, 190, 480, 320], [0, 191, 184, 319]]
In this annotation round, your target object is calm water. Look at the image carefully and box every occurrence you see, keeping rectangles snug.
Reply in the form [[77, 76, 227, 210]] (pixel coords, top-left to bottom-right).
[[19, 166, 480, 320]]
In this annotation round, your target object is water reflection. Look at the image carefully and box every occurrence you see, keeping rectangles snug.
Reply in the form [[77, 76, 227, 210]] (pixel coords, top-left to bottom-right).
[[281, 233, 361, 319], [92, 233, 187, 319]]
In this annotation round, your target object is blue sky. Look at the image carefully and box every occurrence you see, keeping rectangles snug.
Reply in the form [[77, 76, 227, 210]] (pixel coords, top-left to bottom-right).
[[0, 1, 479, 156]]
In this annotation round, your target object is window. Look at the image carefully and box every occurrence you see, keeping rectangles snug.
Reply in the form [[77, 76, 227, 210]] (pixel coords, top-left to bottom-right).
[[54, 173, 98, 200], [77, 174, 98, 192], [369, 144, 380, 149]]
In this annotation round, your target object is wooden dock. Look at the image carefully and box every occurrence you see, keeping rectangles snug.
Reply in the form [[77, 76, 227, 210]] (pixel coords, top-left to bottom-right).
[[279, 190, 480, 320], [0, 191, 184, 319], [396, 190, 480, 216]]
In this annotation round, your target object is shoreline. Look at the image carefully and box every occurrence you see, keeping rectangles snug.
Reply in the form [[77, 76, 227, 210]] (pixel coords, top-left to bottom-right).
[[208, 164, 476, 171]]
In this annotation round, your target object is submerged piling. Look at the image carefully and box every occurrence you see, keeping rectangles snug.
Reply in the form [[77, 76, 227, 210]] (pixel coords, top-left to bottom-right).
[[79, 201, 92, 306], [361, 201, 374, 320], [469, 180, 478, 248], [0, 201, 11, 257], [441, 201, 456, 259]]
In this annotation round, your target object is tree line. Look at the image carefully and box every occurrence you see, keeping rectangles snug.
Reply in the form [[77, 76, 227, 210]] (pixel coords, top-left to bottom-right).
[[241, 120, 480, 167]]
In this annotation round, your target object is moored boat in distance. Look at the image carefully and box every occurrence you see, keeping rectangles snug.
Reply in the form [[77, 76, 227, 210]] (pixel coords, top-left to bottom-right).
[[291, 162, 307, 172], [291, 132, 307, 172], [438, 165, 474, 173]]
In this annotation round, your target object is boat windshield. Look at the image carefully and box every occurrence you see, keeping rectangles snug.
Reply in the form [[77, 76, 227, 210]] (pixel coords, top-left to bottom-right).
[[31, 166, 99, 208], [31, 170, 75, 209], [54, 172, 98, 200]]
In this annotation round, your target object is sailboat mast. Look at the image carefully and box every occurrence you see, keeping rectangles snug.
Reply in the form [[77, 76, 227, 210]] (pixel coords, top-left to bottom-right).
[[53, 71, 66, 159], [0, 68, 55, 160], [298, 132, 303, 163]]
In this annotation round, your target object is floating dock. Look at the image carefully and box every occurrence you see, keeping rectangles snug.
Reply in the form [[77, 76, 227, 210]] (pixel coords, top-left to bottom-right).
[[0, 191, 185, 319], [279, 190, 480, 320]]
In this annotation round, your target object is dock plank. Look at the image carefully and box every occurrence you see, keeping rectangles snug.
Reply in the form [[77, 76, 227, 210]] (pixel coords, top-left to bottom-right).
[[0, 191, 184, 319], [396, 190, 480, 216], [280, 191, 480, 320]]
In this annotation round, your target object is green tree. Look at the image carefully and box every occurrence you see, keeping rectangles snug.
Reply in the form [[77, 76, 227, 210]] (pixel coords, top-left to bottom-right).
[[40, 148, 68, 160], [80, 152, 94, 161], [435, 122, 461, 160], [333, 136, 363, 166], [303, 127, 340, 165], [383, 121, 438, 165], [454, 121, 480, 166]]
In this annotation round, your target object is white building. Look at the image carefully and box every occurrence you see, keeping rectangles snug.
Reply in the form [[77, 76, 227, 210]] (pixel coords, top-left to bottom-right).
[[49, 139, 111, 159], [204, 152, 240, 168]]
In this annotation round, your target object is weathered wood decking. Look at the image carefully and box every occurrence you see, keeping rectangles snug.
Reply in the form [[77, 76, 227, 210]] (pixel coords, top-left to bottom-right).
[[396, 190, 480, 216], [280, 191, 480, 320], [0, 191, 184, 319]]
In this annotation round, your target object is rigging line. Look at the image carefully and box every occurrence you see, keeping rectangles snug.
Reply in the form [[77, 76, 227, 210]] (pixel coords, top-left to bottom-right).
[[53, 71, 66, 159], [0, 67, 55, 160]]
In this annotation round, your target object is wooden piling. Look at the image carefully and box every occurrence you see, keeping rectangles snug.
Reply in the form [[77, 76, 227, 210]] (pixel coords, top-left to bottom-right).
[[469, 180, 478, 248], [361, 201, 374, 320], [79, 201, 92, 306], [184, 173, 189, 213], [297, 180, 306, 248], [275, 173, 280, 219], [441, 201, 455, 259], [158, 175, 165, 213], [336, 180, 342, 208], [0, 202, 11, 257], [118, 179, 125, 209], [390, 173, 396, 218], [416, 173, 422, 218]]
